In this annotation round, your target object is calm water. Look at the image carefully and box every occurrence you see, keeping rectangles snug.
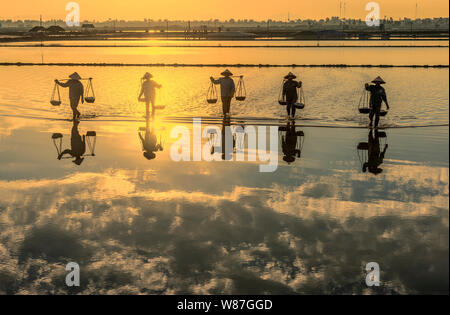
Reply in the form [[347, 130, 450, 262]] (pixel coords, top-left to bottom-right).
[[0, 116, 448, 294], [3, 39, 448, 47], [0, 44, 448, 295], [0, 45, 448, 65]]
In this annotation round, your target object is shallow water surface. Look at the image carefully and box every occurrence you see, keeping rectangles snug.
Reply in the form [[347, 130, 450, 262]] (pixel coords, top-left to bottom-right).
[[0, 115, 448, 294], [0, 44, 448, 65], [4, 39, 448, 47], [0, 66, 448, 128], [0, 41, 448, 294]]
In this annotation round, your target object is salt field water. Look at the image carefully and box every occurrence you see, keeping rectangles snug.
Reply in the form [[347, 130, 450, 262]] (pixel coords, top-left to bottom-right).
[[0, 35, 448, 295]]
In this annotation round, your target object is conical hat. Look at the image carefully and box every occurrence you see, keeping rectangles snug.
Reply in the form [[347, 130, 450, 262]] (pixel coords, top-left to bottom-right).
[[69, 72, 81, 80], [372, 76, 386, 84], [284, 72, 297, 79], [143, 72, 153, 79], [221, 69, 233, 76]]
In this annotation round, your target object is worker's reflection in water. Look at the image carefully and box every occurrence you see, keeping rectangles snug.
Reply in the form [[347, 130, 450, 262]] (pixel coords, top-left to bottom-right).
[[280, 121, 303, 164], [209, 119, 237, 161], [58, 120, 86, 165], [139, 117, 163, 160], [363, 130, 388, 175], [221, 119, 237, 161]]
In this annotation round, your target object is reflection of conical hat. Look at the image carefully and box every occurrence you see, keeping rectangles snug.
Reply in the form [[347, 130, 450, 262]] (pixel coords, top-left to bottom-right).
[[283, 155, 296, 163], [372, 76, 386, 84], [369, 167, 383, 175], [284, 72, 297, 79], [144, 152, 156, 160], [221, 69, 233, 76], [73, 157, 84, 165], [69, 72, 81, 80]]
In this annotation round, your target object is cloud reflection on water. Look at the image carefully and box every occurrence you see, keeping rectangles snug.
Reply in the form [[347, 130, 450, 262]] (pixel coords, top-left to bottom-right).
[[0, 160, 448, 294]]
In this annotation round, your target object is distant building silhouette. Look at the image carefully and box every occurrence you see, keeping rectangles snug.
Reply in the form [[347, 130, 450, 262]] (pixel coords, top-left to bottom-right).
[[46, 25, 65, 34], [82, 24, 96, 33], [2, 17, 448, 36], [29, 26, 46, 33]]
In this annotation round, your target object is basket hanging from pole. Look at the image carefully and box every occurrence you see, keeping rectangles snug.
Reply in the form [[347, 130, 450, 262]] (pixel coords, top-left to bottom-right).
[[294, 87, 306, 110], [235, 76, 246, 101], [278, 79, 287, 105], [84, 78, 96, 103], [50, 83, 62, 106], [358, 89, 371, 114], [207, 81, 218, 104]]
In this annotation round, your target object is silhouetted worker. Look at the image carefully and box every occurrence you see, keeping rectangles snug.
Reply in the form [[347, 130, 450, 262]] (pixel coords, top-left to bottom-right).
[[139, 72, 162, 119], [363, 130, 388, 175], [211, 69, 236, 119], [55, 72, 84, 121], [365, 76, 390, 128], [58, 120, 86, 165], [139, 117, 163, 160], [282, 72, 302, 120], [281, 122, 302, 164]]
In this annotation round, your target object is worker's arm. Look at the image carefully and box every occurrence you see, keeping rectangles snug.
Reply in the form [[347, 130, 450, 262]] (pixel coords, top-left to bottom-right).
[[156, 82, 162, 89], [138, 85, 144, 99], [365, 83, 371, 91], [210, 77, 220, 84], [81, 135, 86, 154], [297, 81, 302, 88], [381, 143, 388, 157], [80, 83, 84, 104], [231, 80, 236, 97], [58, 149, 72, 160], [282, 82, 287, 97], [55, 79, 71, 88], [382, 91, 390, 110]]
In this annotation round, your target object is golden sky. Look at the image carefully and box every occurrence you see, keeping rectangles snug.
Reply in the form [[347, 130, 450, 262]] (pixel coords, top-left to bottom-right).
[[2, 0, 448, 20]]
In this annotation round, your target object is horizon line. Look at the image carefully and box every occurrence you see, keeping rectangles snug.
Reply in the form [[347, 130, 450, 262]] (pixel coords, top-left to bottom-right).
[[1, 16, 449, 23]]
